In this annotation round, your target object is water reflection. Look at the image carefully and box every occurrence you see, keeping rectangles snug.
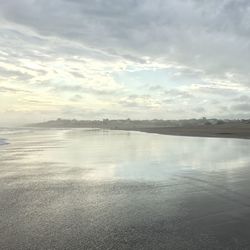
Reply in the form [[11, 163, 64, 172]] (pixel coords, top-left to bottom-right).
[[2, 128, 250, 249], [1, 128, 250, 181]]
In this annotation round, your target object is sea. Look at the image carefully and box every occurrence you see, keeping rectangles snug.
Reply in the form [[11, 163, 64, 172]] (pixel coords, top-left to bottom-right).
[[1, 127, 250, 249]]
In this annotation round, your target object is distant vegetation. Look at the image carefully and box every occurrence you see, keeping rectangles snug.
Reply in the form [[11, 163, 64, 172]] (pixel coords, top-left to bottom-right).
[[29, 117, 250, 129]]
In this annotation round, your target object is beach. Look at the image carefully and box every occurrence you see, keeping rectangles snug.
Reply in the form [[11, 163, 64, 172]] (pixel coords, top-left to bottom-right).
[[124, 123, 250, 140], [1, 128, 250, 249]]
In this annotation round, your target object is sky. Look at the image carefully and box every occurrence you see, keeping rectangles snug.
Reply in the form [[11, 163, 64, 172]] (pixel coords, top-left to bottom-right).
[[1, 0, 250, 125]]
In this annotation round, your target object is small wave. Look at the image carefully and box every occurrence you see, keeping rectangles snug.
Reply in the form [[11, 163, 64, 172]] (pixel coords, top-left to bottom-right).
[[0, 138, 9, 146], [0, 127, 32, 136]]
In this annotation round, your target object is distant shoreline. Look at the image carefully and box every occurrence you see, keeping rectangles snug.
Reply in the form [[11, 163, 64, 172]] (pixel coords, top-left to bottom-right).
[[28, 119, 250, 140], [119, 124, 250, 140]]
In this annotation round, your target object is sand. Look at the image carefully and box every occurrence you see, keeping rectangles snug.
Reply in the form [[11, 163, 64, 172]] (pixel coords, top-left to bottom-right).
[[123, 123, 250, 139]]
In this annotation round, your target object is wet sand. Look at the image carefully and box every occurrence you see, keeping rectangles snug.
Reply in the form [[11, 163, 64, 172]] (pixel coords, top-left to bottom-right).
[[124, 123, 250, 140], [3, 175, 250, 249], [1, 128, 250, 249]]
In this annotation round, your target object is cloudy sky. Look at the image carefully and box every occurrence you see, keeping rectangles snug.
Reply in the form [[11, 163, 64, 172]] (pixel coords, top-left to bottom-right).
[[0, 0, 250, 125]]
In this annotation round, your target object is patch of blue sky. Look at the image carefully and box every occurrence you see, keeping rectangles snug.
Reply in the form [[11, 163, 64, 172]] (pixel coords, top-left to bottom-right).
[[113, 68, 202, 91]]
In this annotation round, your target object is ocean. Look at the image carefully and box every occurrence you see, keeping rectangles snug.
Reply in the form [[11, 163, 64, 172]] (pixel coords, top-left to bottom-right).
[[1, 127, 250, 249]]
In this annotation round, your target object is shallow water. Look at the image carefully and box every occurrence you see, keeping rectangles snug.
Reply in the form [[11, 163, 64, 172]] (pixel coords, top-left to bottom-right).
[[1, 128, 250, 249]]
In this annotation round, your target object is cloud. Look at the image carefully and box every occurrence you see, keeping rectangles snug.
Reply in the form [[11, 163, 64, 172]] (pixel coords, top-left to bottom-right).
[[70, 71, 85, 79], [70, 94, 82, 102], [148, 85, 164, 91], [193, 107, 206, 114], [119, 94, 161, 109], [233, 95, 250, 102], [231, 103, 250, 112], [51, 83, 122, 96], [0, 66, 33, 81], [0, 86, 31, 94], [164, 89, 193, 99], [1, 0, 250, 123], [1, 0, 250, 77]]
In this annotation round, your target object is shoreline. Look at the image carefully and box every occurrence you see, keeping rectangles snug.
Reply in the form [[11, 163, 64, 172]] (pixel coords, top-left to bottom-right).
[[27, 123, 250, 140], [116, 124, 250, 140]]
